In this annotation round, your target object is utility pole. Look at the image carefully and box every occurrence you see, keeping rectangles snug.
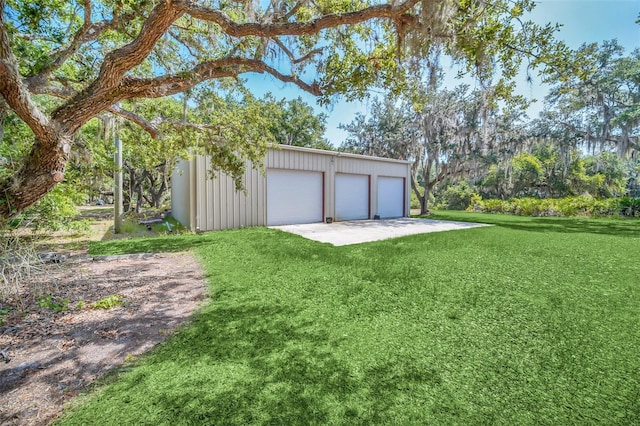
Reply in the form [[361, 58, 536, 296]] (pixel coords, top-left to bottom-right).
[[114, 116, 123, 234]]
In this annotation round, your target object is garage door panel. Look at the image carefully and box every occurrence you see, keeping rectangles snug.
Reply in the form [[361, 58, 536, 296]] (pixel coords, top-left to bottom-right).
[[267, 169, 323, 226], [335, 174, 369, 221], [377, 176, 404, 219]]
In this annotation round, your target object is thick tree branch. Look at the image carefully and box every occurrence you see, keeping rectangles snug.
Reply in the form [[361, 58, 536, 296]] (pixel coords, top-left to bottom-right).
[[51, 1, 186, 130], [179, 0, 420, 38], [120, 57, 321, 98], [23, 78, 162, 139], [0, 9, 57, 147], [96, 3, 184, 85], [108, 105, 161, 139]]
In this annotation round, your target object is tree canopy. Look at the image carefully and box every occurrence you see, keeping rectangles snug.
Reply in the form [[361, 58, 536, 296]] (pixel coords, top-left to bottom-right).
[[538, 40, 640, 155], [339, 40, 640, 213], [0, 0, 564, 220]]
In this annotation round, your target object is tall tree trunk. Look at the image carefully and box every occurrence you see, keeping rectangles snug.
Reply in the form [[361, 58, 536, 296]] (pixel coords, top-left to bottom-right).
[[135, 183, 143, 213], [0, 133, 71, 219], [419, 192, 428, 214], [411, 177, 428, 215], [150, 178, 167, 208]]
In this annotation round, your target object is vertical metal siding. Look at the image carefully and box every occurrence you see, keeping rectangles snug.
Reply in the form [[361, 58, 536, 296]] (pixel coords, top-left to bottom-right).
[[337, 157, 407, 177], [205, 169, 213, 231], [170, 160, 191, 229], [197, 156, 209, 231], [193, 157, 266, 231], [188, 146, 410, 231]]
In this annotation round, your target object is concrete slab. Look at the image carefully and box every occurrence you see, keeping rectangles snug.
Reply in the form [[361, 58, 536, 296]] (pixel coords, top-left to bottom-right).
[[270, 217, 490, 246]]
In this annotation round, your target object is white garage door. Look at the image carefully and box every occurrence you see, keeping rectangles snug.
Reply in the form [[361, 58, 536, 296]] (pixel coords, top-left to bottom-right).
[[377, 176, 405, 218], [335, 174, 369, 221], [267, 169, 323, 226]]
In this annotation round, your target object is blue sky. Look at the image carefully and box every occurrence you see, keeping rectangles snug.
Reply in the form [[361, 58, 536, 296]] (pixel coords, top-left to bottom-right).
[[247, 0, 640, 145]]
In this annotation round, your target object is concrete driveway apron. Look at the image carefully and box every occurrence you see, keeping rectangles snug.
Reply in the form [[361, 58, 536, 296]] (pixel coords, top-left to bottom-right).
[[270, 217, 490, 246]]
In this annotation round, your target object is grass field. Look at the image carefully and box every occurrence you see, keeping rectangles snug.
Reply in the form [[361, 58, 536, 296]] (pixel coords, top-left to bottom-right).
[[59, 213, 639, 424]]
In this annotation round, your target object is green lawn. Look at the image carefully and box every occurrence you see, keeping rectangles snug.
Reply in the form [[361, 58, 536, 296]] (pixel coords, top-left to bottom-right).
[[59, 213, 639, 425]]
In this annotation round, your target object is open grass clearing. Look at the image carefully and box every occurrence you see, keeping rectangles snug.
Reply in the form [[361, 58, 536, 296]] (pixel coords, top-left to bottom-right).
[[59, 213, 639, 424]]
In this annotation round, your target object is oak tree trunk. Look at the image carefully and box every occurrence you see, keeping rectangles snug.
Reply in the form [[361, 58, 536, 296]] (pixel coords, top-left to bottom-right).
[[0, 133, 71, 220]]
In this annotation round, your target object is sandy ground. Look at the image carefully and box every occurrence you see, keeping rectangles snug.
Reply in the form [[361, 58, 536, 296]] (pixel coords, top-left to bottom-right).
[[0, 252, 208, 425]]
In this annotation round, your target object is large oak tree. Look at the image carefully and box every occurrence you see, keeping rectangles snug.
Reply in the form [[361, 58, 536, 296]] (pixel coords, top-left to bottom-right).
[[0, 0, 561, 220]]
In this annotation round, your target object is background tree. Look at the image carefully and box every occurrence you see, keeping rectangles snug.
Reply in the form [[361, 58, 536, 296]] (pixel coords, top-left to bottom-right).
[[476, 142, 628, 200], [541, 40, 640, 155], [339, 77, 531, 214], [267, 97, 331, 149], [339, 96, 414, 159]]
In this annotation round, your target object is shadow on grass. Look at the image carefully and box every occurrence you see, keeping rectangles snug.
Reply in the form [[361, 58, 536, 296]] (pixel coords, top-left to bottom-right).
[[90, 233, 211, 255], [61, 298, 447, 425], [429, 212, 640, 238], [90, 226, 282, 255]]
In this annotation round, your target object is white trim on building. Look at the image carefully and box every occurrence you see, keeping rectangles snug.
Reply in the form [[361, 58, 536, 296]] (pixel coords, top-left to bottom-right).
[[171, 145, 411, 232]]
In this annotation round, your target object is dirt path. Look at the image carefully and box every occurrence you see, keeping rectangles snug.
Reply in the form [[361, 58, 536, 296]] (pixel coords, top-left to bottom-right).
[[0, 252, 208, 425]]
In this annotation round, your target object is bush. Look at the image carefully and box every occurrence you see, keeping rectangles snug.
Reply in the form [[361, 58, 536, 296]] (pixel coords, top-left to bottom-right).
[[512, 198, 543, 216], [10, 183, 88, 233], [619, 197, 640, 217], [468, 196, 630, 218], [436, 182, 476, 210]]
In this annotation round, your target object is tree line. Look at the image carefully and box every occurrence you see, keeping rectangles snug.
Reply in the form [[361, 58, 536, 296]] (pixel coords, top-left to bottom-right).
[[339, 40, 639, 214]]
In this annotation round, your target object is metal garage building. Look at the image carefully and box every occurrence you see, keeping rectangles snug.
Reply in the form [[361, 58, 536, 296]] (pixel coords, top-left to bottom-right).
[[171, 145, 410, 232]]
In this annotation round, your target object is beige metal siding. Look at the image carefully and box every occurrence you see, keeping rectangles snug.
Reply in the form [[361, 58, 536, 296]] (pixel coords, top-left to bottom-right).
[[178, 145, 411, 232], [266, 147, 331, 172], [336, 156, 407, 177], [191, 156, 265, 231], [170, 160, 192, 229]]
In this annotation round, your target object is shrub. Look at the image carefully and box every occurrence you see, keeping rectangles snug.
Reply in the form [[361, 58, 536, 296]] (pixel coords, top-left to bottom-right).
[[437, 182, 476, 210], [513, 198, 543, 216], [9, 184, 88, 233], [619, 197, 640, 217], [467, 194, 484, 212], [468, 195, 635, 218]]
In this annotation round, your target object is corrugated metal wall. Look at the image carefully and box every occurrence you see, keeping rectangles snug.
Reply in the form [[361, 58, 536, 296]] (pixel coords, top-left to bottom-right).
[[170, 160, 191, 229], [191, 155, 266, 232], [173, 145, 410, 232]]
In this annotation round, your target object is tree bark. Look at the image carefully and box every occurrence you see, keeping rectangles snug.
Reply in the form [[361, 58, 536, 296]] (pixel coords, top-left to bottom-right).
[[0, 133, 72, 219]]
